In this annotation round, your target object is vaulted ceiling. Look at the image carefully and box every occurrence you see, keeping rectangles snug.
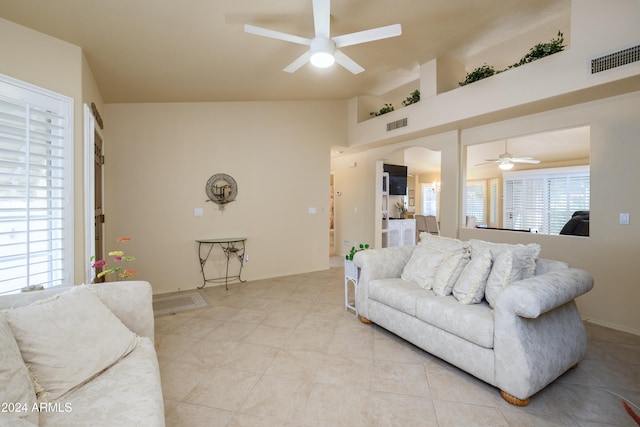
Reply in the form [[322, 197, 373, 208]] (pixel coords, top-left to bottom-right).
[[0, 0, 570, 103]]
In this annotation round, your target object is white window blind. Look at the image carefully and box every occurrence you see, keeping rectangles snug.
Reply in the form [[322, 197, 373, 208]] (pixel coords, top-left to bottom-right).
[[421, 183, 438, 216], [0, 76, 73, 294], [503, 167, 589, 234], [466, 181, 486, 225]]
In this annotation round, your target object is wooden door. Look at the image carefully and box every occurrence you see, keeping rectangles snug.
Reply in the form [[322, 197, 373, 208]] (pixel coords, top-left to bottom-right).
[[94, 130, 105, 282]]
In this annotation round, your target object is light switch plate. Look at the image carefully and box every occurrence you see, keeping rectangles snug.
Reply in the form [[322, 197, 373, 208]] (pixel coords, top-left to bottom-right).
[[619, 213, 630, 225], [194, 208, 203, 217]]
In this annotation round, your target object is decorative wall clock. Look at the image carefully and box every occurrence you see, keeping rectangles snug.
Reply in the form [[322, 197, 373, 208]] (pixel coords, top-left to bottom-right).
[[205, 173, 238, 210]]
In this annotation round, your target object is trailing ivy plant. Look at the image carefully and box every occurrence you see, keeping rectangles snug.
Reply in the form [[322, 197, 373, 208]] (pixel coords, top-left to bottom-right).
[[458, 31, 566, 86], [402, 90, 421, 106], [370, 103, 395, 117]]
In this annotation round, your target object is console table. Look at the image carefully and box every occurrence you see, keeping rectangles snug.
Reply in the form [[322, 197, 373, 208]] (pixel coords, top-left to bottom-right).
[[196, 237, 247, 290]]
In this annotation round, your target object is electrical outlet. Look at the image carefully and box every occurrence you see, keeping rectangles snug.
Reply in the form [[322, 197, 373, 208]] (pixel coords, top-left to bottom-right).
[[344, 240, 350, 246], [243, 254, 249, 263]]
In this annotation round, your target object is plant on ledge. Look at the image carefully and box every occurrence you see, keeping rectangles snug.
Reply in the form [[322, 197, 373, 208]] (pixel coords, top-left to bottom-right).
[[370, 103, 395, 117], [459, 31, 566, 86], [459, 64, 498, 86], [345, 243, 370, 261], [402, 90, 421, 106], [508, 31, 565, 69], [91, 237, 137, 281]]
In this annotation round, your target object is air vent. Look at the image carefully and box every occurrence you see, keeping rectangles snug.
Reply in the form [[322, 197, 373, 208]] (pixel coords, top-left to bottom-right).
[[590, 44, 640, 74], [387, 118, 408, 132]]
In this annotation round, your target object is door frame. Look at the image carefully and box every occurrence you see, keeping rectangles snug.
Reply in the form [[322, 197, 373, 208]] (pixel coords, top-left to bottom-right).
[[83, 104, 104, 283]]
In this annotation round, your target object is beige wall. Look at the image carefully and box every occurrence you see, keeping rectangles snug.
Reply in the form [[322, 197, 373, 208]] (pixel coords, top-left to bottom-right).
[[104, 101, 346, 294], [332, 91, 640, 335], [460, 91, 640, 335], [0, 18, 89, 283], [2, 3, 639, 333]]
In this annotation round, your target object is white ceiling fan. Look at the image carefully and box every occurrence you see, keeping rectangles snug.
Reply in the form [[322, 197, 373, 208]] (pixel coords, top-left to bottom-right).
[[477, 140, 541, 170], [244, 0, 402, 74]]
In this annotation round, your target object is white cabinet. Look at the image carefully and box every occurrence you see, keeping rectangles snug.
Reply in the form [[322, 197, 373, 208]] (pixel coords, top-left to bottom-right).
[[384, 219, 415, 247]]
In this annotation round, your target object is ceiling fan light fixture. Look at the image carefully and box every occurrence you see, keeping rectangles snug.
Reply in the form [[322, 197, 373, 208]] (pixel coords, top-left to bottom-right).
[[499, 161, 514, 170], [310, 51, 335, 68], [309, 38, 336, 68]]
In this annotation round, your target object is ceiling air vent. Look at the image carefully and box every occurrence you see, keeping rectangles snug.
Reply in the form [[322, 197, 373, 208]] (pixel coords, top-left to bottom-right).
[[590, 44, 640, 74], [387, 118, 408, 132]]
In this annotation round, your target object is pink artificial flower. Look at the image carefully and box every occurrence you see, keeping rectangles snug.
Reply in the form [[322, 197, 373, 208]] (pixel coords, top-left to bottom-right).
[[92, 259, 106, 269]]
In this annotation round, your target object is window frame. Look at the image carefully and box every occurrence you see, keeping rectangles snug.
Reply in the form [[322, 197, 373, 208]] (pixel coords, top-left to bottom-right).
[[0, 74, 74, 294]]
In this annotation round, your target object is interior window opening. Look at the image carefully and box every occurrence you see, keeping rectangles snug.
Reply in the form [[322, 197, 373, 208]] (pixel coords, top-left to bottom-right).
[[465, 125, 590, 236]]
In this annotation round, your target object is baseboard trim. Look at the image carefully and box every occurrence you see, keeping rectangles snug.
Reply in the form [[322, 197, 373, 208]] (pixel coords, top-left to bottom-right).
[[583, 318, 640, 337]]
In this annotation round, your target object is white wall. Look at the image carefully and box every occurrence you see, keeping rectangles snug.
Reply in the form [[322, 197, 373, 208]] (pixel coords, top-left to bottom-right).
[[105, 101, 346, 294]]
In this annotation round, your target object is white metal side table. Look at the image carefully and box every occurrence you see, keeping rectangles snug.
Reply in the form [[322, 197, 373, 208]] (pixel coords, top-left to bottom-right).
[[344, 259, 359, 315]]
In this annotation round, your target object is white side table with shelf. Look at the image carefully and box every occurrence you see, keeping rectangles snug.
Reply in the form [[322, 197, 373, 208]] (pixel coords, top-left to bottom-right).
[[344, 259, 359, 315]]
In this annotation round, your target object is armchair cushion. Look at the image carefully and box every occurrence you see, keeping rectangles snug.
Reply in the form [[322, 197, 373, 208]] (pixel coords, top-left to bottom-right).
[[0, 317, 38, 425], [3, 286, 139, 403]]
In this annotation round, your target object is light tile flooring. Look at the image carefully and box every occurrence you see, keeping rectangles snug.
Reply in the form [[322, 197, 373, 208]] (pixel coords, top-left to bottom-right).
[[155, 264, 640, 427]]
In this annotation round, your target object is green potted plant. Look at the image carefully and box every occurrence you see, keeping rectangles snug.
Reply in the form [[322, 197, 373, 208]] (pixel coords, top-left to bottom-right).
[[459, 31, 565, 86], [345, 243, 370, 261], [402, 90, 421, 106], [370, 103, 395, 117]]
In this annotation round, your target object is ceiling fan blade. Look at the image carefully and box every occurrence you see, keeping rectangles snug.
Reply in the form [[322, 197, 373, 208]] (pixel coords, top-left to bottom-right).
[[334, 50, 365, 74], [283, 50, 312, 73], [333, 23, 402, 48], [312, 0, 331, 39], [512, 158, 541, 164], [244, 24, 311, 46]]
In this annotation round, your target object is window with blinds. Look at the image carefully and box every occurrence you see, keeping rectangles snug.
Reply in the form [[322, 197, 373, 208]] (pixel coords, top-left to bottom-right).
[[503, 166, 590, 234], [0, 76, 73, 294], [421, 183, 438, 216], [466, 180, 486, 225]]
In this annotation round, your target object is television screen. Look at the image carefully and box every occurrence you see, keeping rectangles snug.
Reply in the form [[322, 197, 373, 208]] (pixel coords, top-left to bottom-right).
[[383, 164, 408, 195]]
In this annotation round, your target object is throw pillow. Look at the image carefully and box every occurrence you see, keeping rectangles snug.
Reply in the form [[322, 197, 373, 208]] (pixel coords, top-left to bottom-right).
[[470, 240, 541, 308], [419, 233, 469, 253], [4, 286, 139, 403], [453, 250, 492, 304], [432, 251, 470, 296], [484, 250, 520, 308], [470, 239, 540, 278], [0, 317, 38, 425], [401, 245, 453, 289]]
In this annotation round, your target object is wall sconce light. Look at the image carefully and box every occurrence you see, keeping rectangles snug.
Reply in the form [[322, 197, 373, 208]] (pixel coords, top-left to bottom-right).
[[431, 181, 441, 192]]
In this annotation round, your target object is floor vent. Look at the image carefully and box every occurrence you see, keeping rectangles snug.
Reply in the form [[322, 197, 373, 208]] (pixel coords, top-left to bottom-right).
[[590, 44, 640, 74], [387, 118, 408, 132]]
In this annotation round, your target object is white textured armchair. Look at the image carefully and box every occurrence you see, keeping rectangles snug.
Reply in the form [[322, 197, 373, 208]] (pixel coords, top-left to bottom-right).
[[0, 281, 165, 426]]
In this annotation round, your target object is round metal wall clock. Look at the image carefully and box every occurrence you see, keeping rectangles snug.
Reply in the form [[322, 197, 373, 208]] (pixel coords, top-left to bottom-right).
[[205, 173, 238, 210]]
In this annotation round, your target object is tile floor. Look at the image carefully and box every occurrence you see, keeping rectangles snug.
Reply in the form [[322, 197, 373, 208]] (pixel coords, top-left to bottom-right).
[[155, 264, 640, 427]]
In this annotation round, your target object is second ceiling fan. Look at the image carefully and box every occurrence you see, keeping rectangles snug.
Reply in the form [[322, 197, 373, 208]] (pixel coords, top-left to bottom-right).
[[477, 140, 541, 170], [244, 0, 402, 74]]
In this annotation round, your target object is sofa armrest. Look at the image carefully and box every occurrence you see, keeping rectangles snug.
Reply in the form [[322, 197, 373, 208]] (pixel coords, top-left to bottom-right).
[[353, 246, 415, 320], [87, 281, 155, 341], [353, 246, 415, 281], [493, 268, 593, 400], [495, 268, 593, 318]]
